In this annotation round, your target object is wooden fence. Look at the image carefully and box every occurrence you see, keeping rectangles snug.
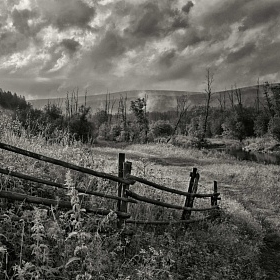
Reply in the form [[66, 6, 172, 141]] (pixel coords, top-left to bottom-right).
[[0, 142, 221, 227]]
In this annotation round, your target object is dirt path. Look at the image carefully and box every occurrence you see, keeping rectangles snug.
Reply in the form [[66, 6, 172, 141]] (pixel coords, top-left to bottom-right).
[[222, 186, 280, 279], [260, 231, 280, 279]]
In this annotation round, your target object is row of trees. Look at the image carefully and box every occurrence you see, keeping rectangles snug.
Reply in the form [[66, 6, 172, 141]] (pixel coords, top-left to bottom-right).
[[0, 89, 30, 110], [1, 75, 280, 145]]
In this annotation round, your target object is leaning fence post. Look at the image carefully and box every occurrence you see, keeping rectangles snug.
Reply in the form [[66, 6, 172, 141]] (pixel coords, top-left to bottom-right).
[[118, 161, 132, 228], [117, 153, 125, 212], [181, 168, 200, 221], [211, 181, 218, 206]]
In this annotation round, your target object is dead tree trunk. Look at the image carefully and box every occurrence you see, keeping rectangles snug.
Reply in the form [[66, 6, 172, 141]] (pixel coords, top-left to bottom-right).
[[202, 68, 214, 139]]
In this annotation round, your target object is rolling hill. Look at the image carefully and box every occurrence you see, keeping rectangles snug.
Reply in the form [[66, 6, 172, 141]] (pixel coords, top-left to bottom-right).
[[28, 84, 278, 113]]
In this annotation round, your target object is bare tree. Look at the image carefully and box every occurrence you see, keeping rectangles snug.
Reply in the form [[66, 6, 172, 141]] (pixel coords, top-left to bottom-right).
[[167, 95, 189, 142], [117, 94, 128, 130], [202, 68, 214, 139], [263, 82, 272, 116], [84, 89, 87, 108], [228, 86, 235, 108], [74, 87, 79, 115], [217, 91, 226, 112], [255, 78, 260, 114], [234, 84, 242, 109]]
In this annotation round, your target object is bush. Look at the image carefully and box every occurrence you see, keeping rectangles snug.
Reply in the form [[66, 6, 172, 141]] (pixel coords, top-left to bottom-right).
[[98, 123, 110, 140], [151, 120, 173, 138], [116, 130, 130, 142], [254, 112, 270, 137], [108, 124, 122, 141], [268, 115, 280, 141]]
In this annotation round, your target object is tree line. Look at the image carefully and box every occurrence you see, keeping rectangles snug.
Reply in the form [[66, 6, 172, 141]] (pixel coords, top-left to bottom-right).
[[1, 78, 280, 145]]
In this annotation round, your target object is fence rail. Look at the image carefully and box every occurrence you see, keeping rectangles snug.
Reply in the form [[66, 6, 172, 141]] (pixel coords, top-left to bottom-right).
[[0, 167, 136, 203], [128, 174, 220, 198], [0, 190, 130, 218], [0, 142, 134, 185], [125, 189, 218, 211], [0, 141, 221, 227]]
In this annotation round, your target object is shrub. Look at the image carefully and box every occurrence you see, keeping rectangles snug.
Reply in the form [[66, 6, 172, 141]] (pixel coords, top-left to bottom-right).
[[151, 120, 173, 138], [268, 115, 280, 141], [109, 124, 122, 141]]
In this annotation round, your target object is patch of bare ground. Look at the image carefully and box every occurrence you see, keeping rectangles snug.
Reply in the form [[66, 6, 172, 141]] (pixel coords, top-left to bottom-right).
[[259, 229, 280, 279]]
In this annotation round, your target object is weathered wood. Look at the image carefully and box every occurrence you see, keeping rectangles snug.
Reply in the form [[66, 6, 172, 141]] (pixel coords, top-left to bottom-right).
[[0, 167, 137, 203], [125, 215, 212, 225], [117, 153, 125, 211], [181, 168, 199, 220], [121, 162, 132, 213], [126, 189, 218, 211], [0, 142, 135, 185], [211, 181, 220, 206], [128, 175, 218, 197], [0, 190, 130, 218], [118, 161, 132, 228]]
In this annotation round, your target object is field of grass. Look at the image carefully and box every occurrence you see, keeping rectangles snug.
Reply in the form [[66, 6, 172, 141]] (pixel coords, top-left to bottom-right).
[[0, 112, 279, 279]]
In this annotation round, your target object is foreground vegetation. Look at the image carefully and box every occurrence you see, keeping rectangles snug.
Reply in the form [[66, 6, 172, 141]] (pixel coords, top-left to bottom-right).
[[1, 111, 279, 279]]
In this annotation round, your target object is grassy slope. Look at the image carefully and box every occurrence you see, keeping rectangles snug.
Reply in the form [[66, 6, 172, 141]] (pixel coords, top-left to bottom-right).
[[0, 115, 277, 279], [92, 143, 280, 229]]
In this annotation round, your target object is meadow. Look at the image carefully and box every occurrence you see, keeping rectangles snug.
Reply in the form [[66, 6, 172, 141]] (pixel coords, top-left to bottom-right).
[[0, 111, 279, 279]]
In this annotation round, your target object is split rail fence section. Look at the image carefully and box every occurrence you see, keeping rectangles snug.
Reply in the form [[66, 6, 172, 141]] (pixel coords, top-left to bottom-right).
[[0, 142, 221, 226]]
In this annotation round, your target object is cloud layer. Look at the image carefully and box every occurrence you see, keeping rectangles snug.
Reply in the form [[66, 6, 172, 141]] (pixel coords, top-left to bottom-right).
[[0, 0, 280, 99]]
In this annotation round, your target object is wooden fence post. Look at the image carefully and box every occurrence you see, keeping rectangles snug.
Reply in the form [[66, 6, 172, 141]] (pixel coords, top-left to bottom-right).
[[211, 181, 218, 207], [118, 161, 132, 228], [181, 168, 200, 221], [211, 181, 221, 218], [117, 153, 125, 212]]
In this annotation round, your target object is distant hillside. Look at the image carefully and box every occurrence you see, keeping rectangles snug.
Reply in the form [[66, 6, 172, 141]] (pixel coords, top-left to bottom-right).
[[28, 85, 278, 113], [28, 90, 203, 113]]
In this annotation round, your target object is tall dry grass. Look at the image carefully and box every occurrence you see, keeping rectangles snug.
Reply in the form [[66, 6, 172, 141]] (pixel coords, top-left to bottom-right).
[[0, 113, 268, 279]]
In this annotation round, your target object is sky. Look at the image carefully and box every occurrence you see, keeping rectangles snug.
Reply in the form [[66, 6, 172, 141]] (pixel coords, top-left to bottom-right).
[[0, 0, 280, 100]]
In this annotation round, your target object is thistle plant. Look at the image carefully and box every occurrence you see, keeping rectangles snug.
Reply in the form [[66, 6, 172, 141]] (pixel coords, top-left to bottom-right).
[[0, 234, 8, 278], [13, 207, 50, 279], [30, 207, 50, 278], [64, 170, 93, 279]]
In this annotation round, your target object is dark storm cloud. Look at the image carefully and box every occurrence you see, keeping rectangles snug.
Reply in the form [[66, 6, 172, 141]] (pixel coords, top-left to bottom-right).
[[60, 39, 81, 56], [249, 42, 280, 76], [123, 1, 189, 41], [239, 1, 280, 31], [0, 31, 29, 56], [38, 0, 95, 30], [90, 30, 126, 72], [125, 2, 166, 38], [226, 42, 256, 63], [88, 1, 190, 73], [197, 0, 280, 36], [173, 27, 206, 50], [11, 8, 35, 35], [172, 14, 189, 29], [199, 0, 251, 27], [182, 1, 194, 14], [156, 60, 194, 81], [158, 49, 177, 68]]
